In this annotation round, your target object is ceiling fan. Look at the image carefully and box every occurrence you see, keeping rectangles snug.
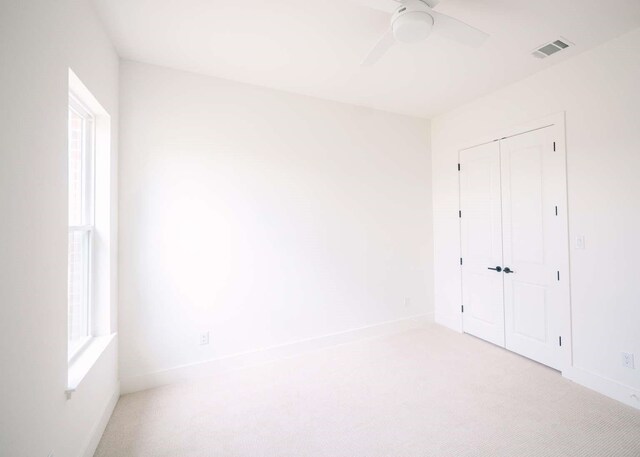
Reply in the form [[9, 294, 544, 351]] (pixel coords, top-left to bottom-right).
[[356, 0, 489, 65]]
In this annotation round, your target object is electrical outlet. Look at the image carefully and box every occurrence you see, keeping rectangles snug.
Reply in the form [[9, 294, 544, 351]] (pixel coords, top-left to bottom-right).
[[404, 297, 411, 308], [622, 352, 635, 369], [199, 331, 210, 346]]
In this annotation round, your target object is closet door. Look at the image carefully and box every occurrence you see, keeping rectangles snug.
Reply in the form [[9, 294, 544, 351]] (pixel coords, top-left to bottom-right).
[[500, 126, 566, 370], [460, 142, 505, 347]]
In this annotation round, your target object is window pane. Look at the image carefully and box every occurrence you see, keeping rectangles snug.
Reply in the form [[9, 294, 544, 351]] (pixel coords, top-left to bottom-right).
[[68, 230, 89, 344], [69, 108, 84, 226], [68, 93, 95, 359]]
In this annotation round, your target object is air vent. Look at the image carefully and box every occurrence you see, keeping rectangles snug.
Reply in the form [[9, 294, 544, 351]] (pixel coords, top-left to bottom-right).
[[532, 38, 572, 59]]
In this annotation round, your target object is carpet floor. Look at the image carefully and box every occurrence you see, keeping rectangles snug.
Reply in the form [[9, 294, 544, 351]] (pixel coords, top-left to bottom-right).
[[95, 324, 640, 456]]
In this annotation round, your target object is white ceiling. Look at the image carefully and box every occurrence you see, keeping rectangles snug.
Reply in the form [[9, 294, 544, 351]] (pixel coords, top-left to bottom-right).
[[92, 0, 640, 118]]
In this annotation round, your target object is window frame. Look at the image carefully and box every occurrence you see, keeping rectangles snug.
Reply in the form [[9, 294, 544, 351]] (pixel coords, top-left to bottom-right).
[[68, 92, 97, 362]]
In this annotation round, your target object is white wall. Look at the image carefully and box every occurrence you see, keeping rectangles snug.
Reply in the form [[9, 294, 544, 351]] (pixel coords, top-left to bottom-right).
[[432, 28, 640, 407], [0, 1, 119, 456], [118, 61, 433, 390]]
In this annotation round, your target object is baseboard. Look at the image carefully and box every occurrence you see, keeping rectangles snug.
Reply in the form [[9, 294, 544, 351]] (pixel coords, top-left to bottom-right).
[[81, 383, 120, 457], [563, 366, 640, 410], [434, 312, 462, 333], [121, 313, 433, 394]]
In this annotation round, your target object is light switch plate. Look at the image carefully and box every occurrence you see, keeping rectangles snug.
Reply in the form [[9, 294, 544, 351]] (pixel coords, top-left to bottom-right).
[[575, 236, 586, 250]]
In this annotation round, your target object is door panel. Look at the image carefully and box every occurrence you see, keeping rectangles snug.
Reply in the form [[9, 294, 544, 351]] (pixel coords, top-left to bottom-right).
[[512, 282, 547, 343], [500, 126, 565, 370], [508, 146, 545, 264], [460, 142, 505, 347]]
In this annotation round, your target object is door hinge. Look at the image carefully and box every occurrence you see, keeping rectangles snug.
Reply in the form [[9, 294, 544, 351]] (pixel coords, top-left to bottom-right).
[[457, 163, 461, 171], [555, 205, 558, 216], [459, 210, 462, 218], [553, 141, 556, 151], [559, 336, 562, 347], [557, 271, 560, 281], [461, 305, 464, 313]]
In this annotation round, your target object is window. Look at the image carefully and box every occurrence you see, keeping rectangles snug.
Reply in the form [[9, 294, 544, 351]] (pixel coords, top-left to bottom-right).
[[66, 69, 114, 396], [68, 94, 95, 360]]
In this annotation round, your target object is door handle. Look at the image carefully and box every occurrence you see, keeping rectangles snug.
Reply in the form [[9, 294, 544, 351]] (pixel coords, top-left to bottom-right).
[[488, 266, 502, 272], [503, 267, 515, 274]]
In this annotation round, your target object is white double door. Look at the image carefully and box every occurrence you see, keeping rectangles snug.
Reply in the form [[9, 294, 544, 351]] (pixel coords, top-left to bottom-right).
[[459, 125, 569, 370]]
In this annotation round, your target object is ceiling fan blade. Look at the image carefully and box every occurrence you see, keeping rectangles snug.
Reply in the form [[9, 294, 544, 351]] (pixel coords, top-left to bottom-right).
[[430, 10, 489, 48], [362, 29, 395, 66], [348, 0, 400, 13]]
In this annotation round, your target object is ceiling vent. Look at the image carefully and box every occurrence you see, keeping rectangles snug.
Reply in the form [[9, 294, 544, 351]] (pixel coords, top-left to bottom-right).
[[532, 38, 572, 59]]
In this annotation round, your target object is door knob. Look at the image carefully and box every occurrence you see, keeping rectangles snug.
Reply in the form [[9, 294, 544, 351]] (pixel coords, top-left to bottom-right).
[[488, 266, 502, 272], [503, 267, 515, 274]]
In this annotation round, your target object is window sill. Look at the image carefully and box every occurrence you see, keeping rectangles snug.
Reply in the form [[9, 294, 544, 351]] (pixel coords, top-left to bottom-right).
[[66, 333, 116, 399]]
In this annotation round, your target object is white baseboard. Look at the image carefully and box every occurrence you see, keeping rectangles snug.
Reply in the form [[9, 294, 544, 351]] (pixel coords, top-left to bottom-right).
[[434, 312, 462, 333], [81, 383, 120, 457], [563, 366, 640, 410], [121, 313, 433, 394]]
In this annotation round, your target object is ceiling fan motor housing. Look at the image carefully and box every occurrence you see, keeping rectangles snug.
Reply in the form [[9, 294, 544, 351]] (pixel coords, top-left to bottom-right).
[[391, 0, 434, 43]]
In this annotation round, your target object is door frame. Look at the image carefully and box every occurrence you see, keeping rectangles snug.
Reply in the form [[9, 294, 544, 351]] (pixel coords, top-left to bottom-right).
[[457, 112, 572, 373]]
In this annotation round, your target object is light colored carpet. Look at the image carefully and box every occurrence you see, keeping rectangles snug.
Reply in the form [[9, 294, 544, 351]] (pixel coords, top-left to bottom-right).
[[95, 324, 640, 456]]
